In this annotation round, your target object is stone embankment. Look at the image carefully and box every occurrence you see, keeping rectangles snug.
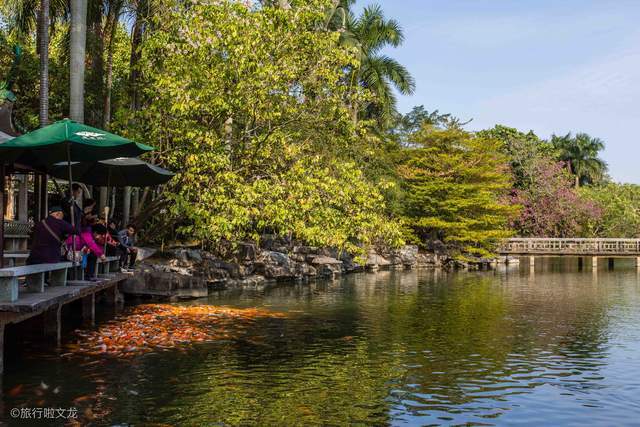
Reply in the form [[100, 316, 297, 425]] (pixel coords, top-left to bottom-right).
[[122, 239, 518, 299]]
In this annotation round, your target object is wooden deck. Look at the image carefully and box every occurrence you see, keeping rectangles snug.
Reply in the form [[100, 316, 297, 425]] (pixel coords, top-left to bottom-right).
[[499, 238, 640, 257], [0, 273, 125, 314]]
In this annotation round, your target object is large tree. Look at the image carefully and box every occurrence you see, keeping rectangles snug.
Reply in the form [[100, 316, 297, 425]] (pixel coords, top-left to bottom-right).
[[398, 126, 517, 258], [37, 0, 49, 127], [69, 0, 87, 122], [580, 183, 640, 238], [551, 132, 607, 187], [116, 0, 403, 254], [330, 2, 415, 127], [510, 157, 601, 237], [477, 125, 556, 190], [1, 0, 68, 127]]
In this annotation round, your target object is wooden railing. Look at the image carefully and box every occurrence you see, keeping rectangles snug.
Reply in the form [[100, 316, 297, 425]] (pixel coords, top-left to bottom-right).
[[499, 238, 640, 256]]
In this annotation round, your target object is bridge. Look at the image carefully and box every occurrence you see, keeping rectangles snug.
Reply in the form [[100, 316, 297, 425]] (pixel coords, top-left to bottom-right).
[[499, 238, 640, 268]]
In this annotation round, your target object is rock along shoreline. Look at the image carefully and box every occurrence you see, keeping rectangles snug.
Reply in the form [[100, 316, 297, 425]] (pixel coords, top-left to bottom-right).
[[123, 238, 518, 300]]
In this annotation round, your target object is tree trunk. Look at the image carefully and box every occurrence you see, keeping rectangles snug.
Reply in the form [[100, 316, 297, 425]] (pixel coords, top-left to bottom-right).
[[575, 174, 580, 188], [122, 186, 131, 225], [102, 3, 121, 129], [38, 0, 50, 127], [88, 18, 104, 126], [110, 188, 116, 219], [70, 0, 88, 123], [129, 5, 144, 112], [99, 186, 108, 213], [138, 187, 150, 213], [5, 179, 14, 220], [17, 175, 28, 221], [132, 188, 139, 218]]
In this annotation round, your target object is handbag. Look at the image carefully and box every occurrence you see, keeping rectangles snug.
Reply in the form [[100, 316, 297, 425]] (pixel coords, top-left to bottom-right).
[[42, 219, 78, 262]]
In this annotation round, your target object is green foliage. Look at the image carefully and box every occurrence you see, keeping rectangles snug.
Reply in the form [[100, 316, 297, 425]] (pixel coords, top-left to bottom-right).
[[397, 126, 518, 258], [391, 105, 466, 146], [551, 132, 608, 187], [329, 2, 414, 127], [510, 157, 602, 237], [0, 21, 132, 130], [2, 0, 628, 257], [117, 0, 403, 254], [477, 125, 555, 190], [580, 183, 640, 237]]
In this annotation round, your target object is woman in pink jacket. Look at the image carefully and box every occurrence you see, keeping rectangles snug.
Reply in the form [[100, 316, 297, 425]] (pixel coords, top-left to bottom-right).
[[66, 222, 106, 280]]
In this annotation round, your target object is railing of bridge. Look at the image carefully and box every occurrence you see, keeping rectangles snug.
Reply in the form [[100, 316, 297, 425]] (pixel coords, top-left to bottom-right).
[[499, 238, 640, 255]]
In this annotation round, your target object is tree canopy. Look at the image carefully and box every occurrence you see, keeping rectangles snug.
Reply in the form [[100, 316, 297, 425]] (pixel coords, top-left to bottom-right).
[[0, 0, 626, 259], [398, 126, 518, 258]]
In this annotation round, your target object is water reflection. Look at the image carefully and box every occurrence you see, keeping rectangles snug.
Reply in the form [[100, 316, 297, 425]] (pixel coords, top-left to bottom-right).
[[3, 260, 640, 425]]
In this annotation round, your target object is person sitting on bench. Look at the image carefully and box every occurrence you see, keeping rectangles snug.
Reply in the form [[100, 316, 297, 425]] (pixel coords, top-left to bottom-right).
[[27, 206, 75, 265], [117, 224, 138, 271]]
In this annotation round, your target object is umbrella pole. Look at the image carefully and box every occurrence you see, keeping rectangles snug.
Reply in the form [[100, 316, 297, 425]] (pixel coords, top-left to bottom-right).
[[103, 169, 111, 257], [67, 142, 77, 279]]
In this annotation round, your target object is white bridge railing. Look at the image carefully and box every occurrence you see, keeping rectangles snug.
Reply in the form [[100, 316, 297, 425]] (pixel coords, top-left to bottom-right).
[[499, 238, 640, 255]]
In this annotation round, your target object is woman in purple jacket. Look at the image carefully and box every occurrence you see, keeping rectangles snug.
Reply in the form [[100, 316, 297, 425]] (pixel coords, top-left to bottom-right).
[[27, 206, 76, 265]]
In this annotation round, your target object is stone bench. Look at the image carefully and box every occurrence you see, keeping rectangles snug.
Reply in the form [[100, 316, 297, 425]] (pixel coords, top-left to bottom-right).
[[97, 256, 121, 276], [0, 262, 73, 302]]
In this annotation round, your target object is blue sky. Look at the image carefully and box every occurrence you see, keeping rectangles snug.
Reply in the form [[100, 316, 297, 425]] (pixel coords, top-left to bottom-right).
[[357, 0, 640, 183]]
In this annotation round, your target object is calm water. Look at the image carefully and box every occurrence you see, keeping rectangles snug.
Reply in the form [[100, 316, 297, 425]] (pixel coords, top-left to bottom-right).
[[3, 260, 640, 426]]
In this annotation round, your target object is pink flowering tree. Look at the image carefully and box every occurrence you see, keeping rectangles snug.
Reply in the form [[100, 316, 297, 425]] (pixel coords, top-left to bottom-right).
[[510, 158, 602, 237]]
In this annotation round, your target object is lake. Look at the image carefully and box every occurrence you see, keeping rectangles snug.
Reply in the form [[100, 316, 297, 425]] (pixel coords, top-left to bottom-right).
[[3, 260, 640, 426]]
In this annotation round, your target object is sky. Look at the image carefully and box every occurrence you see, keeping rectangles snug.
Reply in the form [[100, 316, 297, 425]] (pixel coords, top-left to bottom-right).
[[357, 0, 640, 183]]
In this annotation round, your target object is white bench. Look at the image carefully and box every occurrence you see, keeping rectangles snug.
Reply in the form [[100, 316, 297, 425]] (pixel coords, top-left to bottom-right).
[[65, 255, 121, 281], [97, 256, 121, 275], [0, 262, 73, 302]]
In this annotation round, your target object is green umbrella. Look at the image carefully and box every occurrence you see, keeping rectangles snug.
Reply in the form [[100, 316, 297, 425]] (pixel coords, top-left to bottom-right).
[[0, 118, 153, 167], [49, 157, 174, 187]]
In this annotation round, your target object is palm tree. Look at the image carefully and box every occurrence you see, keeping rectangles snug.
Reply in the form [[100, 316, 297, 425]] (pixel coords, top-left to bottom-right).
[[102, 0, 125, 128], [37, 0, 49, 127], [330, 2, 415, 127], [1, 0, 67, 127], [69, 0, 87, 123], [551, 132, 607, 187]]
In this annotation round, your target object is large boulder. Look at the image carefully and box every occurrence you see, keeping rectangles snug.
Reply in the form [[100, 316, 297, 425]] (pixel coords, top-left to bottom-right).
[[396, 245, 418, 266], [136, 247, 157, 262], [292, 245, 319, 255], [235, 242, 259, 262], [121, 269, 208, 299], [366, 252, 392, 270], [310, 255, 342, 277], [259, 234, 292, 253], [340, 251, 363, 273], [254, 250, 296, 280]]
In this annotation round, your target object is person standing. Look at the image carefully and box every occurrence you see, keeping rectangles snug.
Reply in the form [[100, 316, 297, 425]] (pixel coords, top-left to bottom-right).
[[27, 206, 75, 265], [64, 183, 84, 233]]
